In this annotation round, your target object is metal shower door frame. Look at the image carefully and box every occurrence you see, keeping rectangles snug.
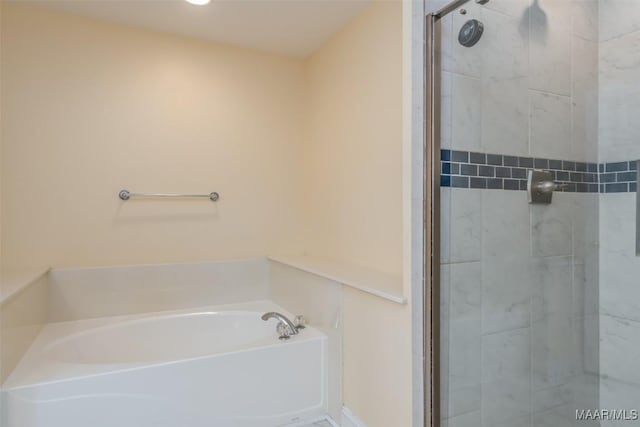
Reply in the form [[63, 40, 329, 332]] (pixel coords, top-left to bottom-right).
[[424, 1, 474, 426]]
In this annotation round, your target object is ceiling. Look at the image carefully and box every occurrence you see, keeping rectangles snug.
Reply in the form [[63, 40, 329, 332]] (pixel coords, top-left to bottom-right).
[[19, 0, 372, 57]]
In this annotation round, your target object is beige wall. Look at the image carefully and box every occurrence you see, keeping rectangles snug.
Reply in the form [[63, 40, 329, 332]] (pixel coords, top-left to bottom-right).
[[303, 4, 411, 427], [343, 289, 411, 427], [1, 3, 410, 424], [1, 4, 306, 273], [303, 2, 403, 277]]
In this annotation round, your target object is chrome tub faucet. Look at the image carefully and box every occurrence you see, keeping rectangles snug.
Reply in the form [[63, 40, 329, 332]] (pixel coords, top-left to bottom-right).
[[261, 312, 305, 340]]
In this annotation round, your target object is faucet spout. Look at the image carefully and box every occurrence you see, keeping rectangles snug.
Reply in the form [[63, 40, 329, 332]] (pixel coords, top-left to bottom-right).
[[261, 312, 299, 339]]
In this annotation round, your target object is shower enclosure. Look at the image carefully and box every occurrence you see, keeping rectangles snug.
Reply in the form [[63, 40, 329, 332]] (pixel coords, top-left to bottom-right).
[[425, 0, 640, 426]]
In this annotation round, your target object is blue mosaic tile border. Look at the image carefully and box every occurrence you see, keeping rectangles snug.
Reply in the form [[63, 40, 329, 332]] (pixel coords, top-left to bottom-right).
[[599, 160, 638, 193], [440, 150, 638, 193]]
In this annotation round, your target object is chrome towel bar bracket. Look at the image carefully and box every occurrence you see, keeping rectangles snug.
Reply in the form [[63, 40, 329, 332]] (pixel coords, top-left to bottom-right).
[[118, 190, 220, 202]]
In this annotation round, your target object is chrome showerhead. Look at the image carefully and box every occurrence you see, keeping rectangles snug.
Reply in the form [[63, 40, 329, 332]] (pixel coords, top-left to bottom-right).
[[458, 19, 484, 47]]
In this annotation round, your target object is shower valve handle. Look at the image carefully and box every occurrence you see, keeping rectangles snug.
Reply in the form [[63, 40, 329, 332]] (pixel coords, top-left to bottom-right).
[[534, 181, 568, 194], [528, 169, 567, 204]]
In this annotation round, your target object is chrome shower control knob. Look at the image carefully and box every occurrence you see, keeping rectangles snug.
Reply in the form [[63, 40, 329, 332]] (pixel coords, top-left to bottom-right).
[[532, 180, 569, 194], [528, 170, 565, 204], [533, 181, 556, 194]]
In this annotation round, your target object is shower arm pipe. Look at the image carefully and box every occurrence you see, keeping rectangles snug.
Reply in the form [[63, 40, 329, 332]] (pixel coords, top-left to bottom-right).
[[433, 0, 473, 18], [118, 190, 220, 201]]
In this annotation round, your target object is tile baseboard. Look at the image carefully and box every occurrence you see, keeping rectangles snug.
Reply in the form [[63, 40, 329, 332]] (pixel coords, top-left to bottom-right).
[[341, 407, 368, 427]]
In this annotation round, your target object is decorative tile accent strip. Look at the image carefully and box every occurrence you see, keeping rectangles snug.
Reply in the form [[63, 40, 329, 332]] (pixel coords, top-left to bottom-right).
[[440, 150, 640, 193], [600, 160, 638, 193], [440, 150, 601, 193]]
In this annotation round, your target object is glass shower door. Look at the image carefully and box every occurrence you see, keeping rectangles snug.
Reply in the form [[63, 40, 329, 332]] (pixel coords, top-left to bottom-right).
[[598, 0, 640, 424], [430, 0, 600, 426]]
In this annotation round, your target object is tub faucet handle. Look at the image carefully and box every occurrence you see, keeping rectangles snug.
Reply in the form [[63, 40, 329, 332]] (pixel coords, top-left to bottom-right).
[[293, 315, 307, 330], [276, 323, 292, 340]]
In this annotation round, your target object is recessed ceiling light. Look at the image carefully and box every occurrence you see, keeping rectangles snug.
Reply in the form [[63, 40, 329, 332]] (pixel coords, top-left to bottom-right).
[[185, 0, 210, 5]]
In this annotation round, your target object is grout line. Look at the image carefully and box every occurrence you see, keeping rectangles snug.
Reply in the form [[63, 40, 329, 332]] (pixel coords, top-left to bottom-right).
[[528, 87, 572, 99]]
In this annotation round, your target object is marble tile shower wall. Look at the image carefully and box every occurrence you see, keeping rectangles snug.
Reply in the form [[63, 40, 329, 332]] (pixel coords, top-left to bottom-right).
[[435, 1, 600, 426], [598, 0, 640, 422]]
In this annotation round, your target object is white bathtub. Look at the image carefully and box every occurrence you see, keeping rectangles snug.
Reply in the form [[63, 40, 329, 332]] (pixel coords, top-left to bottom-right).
[[2, 300, 328, 427]]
